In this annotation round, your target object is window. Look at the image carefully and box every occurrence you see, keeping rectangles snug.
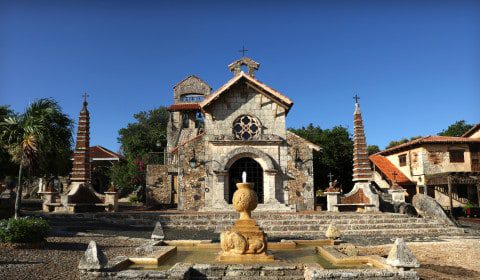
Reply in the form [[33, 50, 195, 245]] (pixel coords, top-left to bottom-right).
[[233, 115, 261, 140], [182, 113, 189, 128], [449, 150, 464, 163], [180, 94, 204, 103], [399, 154, 407, 167]]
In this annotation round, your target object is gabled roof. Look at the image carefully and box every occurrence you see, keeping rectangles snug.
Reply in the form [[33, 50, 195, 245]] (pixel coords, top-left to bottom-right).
[[462, 123, 480, 138], [199, 72, 293, 113], [287, 131, 321, 151], [173, 75, 211, 90], [90, 145, 122, 160], [370, 154, 414, 185], [378, 135, 480, 155]]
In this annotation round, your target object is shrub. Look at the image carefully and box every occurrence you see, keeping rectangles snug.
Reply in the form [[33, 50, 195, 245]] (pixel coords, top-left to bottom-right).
[[0, 217, 50, 243]]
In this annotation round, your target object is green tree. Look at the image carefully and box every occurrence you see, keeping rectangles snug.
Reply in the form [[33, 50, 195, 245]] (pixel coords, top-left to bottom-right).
[[385, 136, 422, 149], [112, 106, 169, 194], [438, 120, 474, 137], [289, 124, 354, 193], [0, 106, 18, 180], [0, 99, 73, 218], [367, 145, 380, 155]]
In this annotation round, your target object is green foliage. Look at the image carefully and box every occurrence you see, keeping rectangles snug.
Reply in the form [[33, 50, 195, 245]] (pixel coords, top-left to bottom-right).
[[0, 105, 18, 179], [118, 107, 169, 159], [0, 99, 73, 218], [110, 160, 143, 196], [367, 145, 380, 155], [385, 136, 422, 149], [111, 107, 169, 195], [0, 217, 50, 243], [289, 124, 354, 193], [438, 120, 474, 137]]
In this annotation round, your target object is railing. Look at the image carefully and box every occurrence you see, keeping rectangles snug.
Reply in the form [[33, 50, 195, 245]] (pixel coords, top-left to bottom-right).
[[434, 185, 470, 204]]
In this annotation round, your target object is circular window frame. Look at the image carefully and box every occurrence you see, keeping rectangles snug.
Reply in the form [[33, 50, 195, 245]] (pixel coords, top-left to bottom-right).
[[232, 115, 261, 140]]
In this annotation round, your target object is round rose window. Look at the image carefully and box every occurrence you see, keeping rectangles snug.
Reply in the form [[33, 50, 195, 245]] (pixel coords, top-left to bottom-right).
[[233, 115, 261, 140]]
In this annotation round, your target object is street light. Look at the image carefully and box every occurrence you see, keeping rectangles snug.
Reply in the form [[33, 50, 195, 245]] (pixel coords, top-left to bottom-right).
[[189, 149, 197, 169]]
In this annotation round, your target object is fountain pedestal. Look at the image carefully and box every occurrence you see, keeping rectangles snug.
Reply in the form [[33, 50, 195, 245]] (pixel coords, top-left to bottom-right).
[[218, 182, 274, 262]]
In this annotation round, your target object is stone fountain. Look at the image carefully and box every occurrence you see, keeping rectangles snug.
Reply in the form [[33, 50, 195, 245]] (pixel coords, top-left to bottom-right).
[[218, 172, 274, 262]]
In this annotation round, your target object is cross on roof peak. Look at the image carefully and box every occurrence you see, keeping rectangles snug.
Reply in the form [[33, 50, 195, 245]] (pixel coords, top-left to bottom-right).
[[353, 94, 360, 104], [82, 92, 89, 107], [239, 46, 248, 57]]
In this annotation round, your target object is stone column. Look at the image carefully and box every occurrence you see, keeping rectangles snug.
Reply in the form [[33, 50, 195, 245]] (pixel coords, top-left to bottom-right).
[[325, 192, 341, 212], [264, 170, 278, 204], [212, 170, 229, 209], [104, 190, 119, 212]]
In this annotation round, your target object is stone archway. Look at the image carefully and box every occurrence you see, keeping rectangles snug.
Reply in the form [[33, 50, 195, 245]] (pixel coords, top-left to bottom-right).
[[228, 157, 264, 204]]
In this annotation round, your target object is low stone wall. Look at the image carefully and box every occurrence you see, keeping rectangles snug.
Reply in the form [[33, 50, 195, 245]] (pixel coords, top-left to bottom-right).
[[82, 263, 418, 279]]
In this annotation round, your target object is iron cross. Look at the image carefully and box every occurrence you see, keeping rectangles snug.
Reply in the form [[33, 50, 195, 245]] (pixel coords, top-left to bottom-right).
[[82, 92, 89, 103], [353, 94, 360, 104], [239, 46, 248, 57], [327, 172, 334, 182]]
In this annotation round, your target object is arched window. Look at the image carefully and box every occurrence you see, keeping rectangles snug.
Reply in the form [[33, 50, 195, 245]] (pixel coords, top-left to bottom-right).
[[233, 115, 261, 140]]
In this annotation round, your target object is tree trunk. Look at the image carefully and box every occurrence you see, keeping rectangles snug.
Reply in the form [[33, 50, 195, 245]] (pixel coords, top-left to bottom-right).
[[14, 161, 23, 219]]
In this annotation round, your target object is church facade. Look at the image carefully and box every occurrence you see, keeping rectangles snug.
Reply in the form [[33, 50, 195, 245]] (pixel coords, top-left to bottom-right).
[[146, 57, 320, 211]]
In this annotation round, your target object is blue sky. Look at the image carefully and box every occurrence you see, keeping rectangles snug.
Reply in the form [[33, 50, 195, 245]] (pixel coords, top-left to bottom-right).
[[1, 0, 479, 152]]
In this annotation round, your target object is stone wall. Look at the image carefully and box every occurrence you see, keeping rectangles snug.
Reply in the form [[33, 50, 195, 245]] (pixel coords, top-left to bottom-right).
[[146, 165, 171, 205], [204, 83, 287, 139], [286, 131, 315, 211], [177, 136, 207, 211]]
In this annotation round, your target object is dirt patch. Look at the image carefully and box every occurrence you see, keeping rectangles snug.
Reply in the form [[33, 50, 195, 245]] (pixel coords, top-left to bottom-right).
[[359, 238, 480, 280]]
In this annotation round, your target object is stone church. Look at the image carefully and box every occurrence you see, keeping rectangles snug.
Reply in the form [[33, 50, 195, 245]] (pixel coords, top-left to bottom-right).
[[147, 57, 320, 211]]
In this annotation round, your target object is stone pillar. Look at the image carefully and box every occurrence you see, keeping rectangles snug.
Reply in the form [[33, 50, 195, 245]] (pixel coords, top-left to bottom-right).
[[104, 188, 119, 212], [325, 192, 341, 212], [211, 170, 229, 209], [264, 170, 278, 204], [39, 191, 58, 212]]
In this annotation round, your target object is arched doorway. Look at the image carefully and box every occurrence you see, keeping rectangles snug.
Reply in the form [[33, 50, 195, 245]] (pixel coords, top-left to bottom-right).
[[228, 157, 264, 204]]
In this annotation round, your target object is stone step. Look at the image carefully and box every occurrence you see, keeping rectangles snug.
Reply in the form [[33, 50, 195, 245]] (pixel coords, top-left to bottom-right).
[[155, 218, 437, 225], [266, 227, 464, 237]]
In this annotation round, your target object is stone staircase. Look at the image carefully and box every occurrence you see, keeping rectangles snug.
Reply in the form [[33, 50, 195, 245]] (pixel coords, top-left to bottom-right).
[[39, 211, 464, 239]]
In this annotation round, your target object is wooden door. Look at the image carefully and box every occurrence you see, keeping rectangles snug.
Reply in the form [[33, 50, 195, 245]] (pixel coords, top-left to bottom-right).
[[172, 175, 179, 204]]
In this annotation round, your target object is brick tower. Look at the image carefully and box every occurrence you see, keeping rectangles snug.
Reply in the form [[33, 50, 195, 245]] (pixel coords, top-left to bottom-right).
[[70, 93, 91, 186], [337, 95, 379, 211], [352, 97, 372, 182]]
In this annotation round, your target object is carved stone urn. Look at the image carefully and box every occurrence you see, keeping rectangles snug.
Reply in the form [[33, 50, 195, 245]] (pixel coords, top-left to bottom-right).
[[232, 183, 257, 220], [218, 181, 273, 262]]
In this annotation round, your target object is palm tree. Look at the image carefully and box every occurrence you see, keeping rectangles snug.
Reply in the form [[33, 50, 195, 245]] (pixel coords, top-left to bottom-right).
[[0, 99, 73, 218]]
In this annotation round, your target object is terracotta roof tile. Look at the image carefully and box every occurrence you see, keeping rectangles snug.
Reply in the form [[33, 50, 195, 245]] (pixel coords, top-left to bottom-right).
[[167, 103, 201, 111], [462, 123, 480, 137], [90, 145, 122, 160], [378, 135, 480, 155], [370, 154, 414, 185]]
